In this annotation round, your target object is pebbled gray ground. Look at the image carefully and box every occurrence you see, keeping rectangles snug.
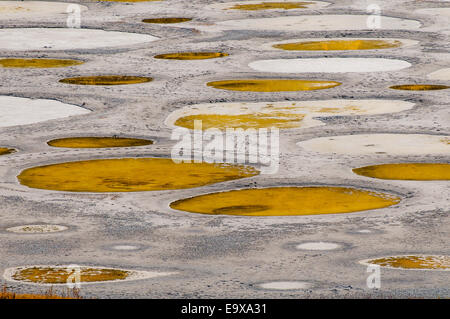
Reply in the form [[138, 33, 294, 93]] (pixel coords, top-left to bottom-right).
[[0, 0, 448, 298]]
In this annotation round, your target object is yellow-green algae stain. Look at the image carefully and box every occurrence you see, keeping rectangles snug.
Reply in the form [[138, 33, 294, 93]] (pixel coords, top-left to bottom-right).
[[228, 2, 314, 10], [0, 148, 15, 156], [0, 58, 83, 68], [142, 17, 191, 24], [174, 113, 306, 130], [365, 256, 450, 270], [154, 52, 228, 60], [390, 84, 449, 91], [12, 267, 130, 284], [170, 187, 401, 216], [17, 158, 259, 192], [59, 75, 152, 86], [47, 137, 153, 149], [353, 163, 450, 180], [273, 39, 402, 51], [207, 79, 341, 92]]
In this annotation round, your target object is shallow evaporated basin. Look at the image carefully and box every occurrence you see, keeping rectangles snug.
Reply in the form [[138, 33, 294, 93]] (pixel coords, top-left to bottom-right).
[[170, 187, 400, 216], [166, 99, 414, 130], [4, 265, 175, 285], [154, 52, 228, 60], [0, 58, 84, 68], [353, 163, 450, 180], [0, 147, 15, 156], [142, 17, 192, 24], [361, 255, 450, 270], [207, 79, 341, 92], [47, 137, 153, 148], [389, 84, 449, 91], [228, 1, 315, 10], [273, 39, 403, 51], [17, 158, 259, 192], [6, 225, 68, 234], [10, 266, 130, 284], [59, 75, 152, 86]]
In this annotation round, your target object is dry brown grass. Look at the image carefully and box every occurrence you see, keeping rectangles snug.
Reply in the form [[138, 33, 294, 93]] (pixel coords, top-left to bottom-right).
[[0, 283, 82, 299]]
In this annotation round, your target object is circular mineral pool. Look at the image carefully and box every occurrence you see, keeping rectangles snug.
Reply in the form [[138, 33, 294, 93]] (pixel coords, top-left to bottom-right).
[[3, 265, 175, 285], [0, 1, 88, 18], [194, 15, 421, 32], [142, 17, 192, 24], [0, 28, 158, 51], [59, 75, 152, 86], [258, 281, 312, 290], [227, 1, 320, 10], [17, 158, 259, 192], [297, 134, 450, 156], [207, 79, 341, 92], [0, 96, 90, 128], [170, 187, 400, 216], [111, 245, 141, 251], [0, 147, 15, 156], [427, 68, 450, 81], [353, 163, 450, 180], [165, 99, 414, 130], [47, 137, 153, 148], [0, 58, 83, 68], [295, 242, 341, 251], [360, 255, 450, 271], [154, 52, 228, 60], [6, 224, 68, 234], [272, 39, 410, 51], [389, 84, 449, 91], [249, 58, 411, 73]]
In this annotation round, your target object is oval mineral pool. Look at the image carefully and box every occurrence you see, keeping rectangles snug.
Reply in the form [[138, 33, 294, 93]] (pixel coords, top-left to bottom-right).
[[17, 158, 259, 192], [249, 58, 411, 73], [165, 100, 414, 130], [389, 84, 449, 91], [142, 17, 192, 24], [295, 242, 341, 251], [0, 147, 15, 155], [353, 163, 450, 181], [227, 1, 319, 10], [272, 39, 407, 51], [59, 76, 152, 86], [0, 1, 88, 18], [427, 68, 450, 81], [207, 79, 341, 92], [193, 15, 421, 32], [170, 187, 401, 216], [0, 58, 84, 68], [360, 255, 450, 271], [3, 265, 175, 285], [0, 96, 90, 128], [297, 134, 450, 156], [210, 0, 329, 11], [47, 137, 153, 148], [258, 281, 312, 290], [6, 224, 68, 234], [0, 28, 158, 51], [154, 52, 228, 60]]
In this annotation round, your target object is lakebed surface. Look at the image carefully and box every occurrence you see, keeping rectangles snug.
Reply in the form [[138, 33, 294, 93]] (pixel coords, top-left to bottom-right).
[[0, 0, 448, 298]]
